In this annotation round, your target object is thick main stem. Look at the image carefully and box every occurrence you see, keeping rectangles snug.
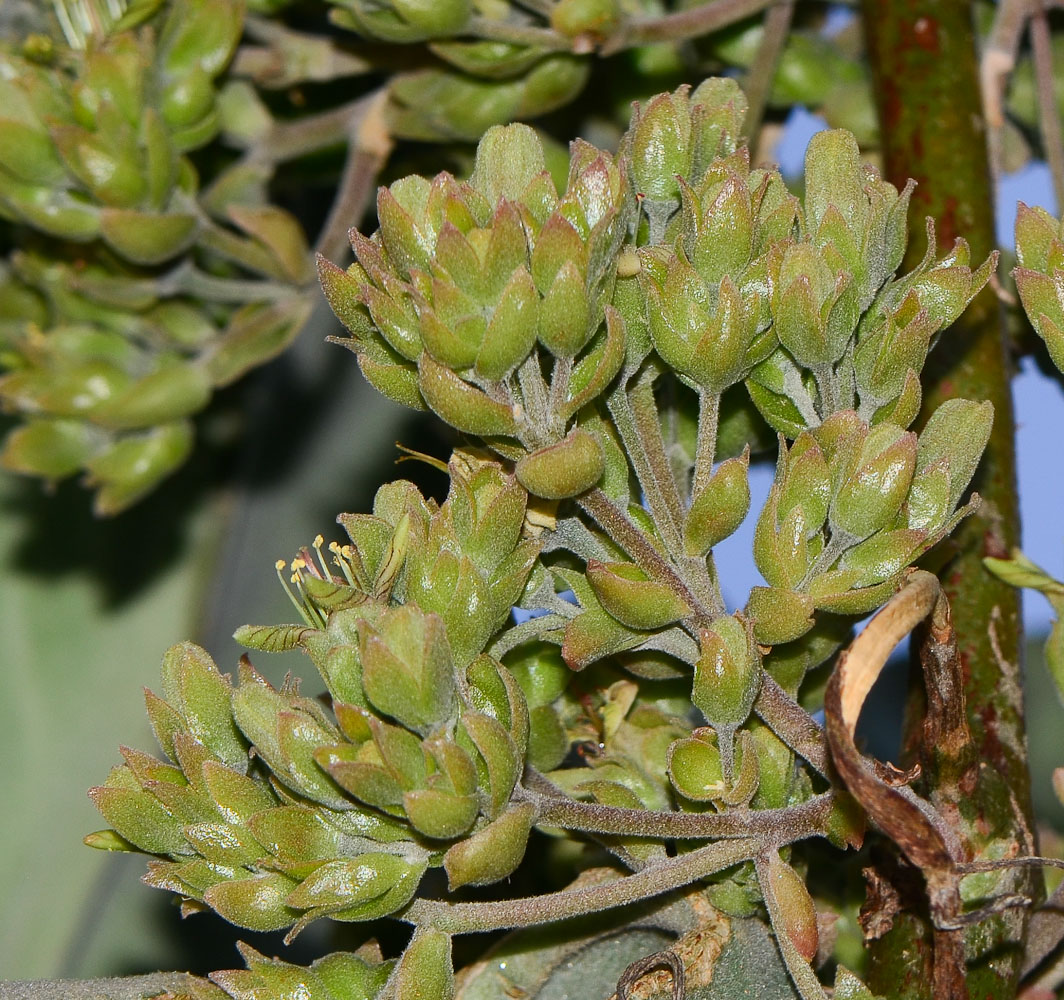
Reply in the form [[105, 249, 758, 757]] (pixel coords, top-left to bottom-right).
[[861, 0, 1030, 994]]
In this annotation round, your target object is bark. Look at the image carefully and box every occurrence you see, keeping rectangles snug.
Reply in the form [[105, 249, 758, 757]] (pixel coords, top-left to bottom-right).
[[861, 0, 1033, 996]]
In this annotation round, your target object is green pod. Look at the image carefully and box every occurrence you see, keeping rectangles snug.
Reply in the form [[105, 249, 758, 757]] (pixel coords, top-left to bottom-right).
[[89, 773, 189, 856], [836, 527, 927, 587], [746, 586, 815, 645], [443, 802, 535, 889], [183, 822, 263, 868], [538, 260, 592, 358], [85, 420, 193, 514], [585, 560, 691, 629], [692, 614, 761, 729], [515, 428, 604, 499], [685, 448, 751, 554], [246, 806, 342, 866], [475, 267, 539, 380], [830, 422, 917, 540]]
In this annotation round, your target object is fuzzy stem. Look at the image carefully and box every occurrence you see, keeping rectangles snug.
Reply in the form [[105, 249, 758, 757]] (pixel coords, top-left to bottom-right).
[[692, 389, 721, 499], [600, 0, 779, 54], [521, 779, 835, 839], [753, 673, 830, 777], [627, 374, 686, 546], [403, 837, 759, 933]]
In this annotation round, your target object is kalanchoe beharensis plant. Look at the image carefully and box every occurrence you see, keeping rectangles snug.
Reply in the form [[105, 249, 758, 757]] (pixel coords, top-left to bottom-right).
[[89, 81, 1001, 999]]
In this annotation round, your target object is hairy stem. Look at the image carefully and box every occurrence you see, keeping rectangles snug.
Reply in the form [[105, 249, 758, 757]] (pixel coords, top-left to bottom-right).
[[403, 837, 759, 933], [521, 780, 835, 840], [601, 0, 778, 55]]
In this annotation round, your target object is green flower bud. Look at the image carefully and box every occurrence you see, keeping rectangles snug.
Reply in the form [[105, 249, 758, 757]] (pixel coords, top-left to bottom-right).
[[284, 853, 426, 922], [515, 428, 605, 499], [1014, 264, 1064, 373], [643, 250, 767, 392], [358, 605, 457, 732], [93, 363, 212, 430], [693, 614, 761, 729], [550, 0, 621, 39], [417, 355, 518, 436], [667, 730, 724, 802], [772, 241, 859, 369], [746, 586, 815, 645], [759, 853, 819, 963], [527, 704, 569, 771], [836, 527, 927, 587], [914, 397, 993, 513], [203, 873, 299, 932], [458, 711, 521, 818], [0, 418, 102, 479], [830, 422, 916, 540], [395, 929, 455, 1000], [853, 296, 936, 407], [443, 802, 535, 889], [334, 0, 472, 43], [685, 448, 751, 555], [586, 559, 691, 629], [682, 171, 756, 288], [158, 0, 244, 79], [85, 421, 193, 515], [628, 89, 694, 204]]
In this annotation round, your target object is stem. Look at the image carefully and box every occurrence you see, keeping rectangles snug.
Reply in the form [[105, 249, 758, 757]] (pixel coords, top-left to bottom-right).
[[627, 374, 686, 547], [578, 488, 714, 629], [741, 0, 796, 145], [600, 0, 778, 55], [522, 780, 835, 840], [466, 14, 569, 49], [403, 837, 759, 933], [753, 673, 830, 777], [549, 355, 573, 433], [1030, 7, 1064, 211], [251, 96, 376, 164], [812, 364, 839, 416], [0, 975, 206, 1000], [692, 389, 721, 499], [862, 0, 1030, 992], [315, 91, 393, 262]]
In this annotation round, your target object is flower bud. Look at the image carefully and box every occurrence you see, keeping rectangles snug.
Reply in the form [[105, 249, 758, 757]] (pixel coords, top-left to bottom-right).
[[515, 428, 605, 499], [358, 605, 457, 732], [203, 873, 299, 932], [628, 89, 694, 203], [667, 731, 725, 801], [586, 559, 692, 629], [444, 802, 535, 889], [830, 422, 916, 541], [692, 614, 761, 729], [396, 929, 455, 1000], [550, 0, 621, 38], [759, 853, 819, 963], [684, 448, 751, 555], [746, 586, 815, 645]]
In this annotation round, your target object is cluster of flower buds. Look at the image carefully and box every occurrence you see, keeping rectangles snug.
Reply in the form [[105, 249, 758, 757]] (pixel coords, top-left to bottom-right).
[[748, 401, 993, 644], [1014, 202, 1064, 374], [746, 129, 994, 434], [0, 0, 313, 511], [90, 456, 548, 932], [322, 122, 631, 499]]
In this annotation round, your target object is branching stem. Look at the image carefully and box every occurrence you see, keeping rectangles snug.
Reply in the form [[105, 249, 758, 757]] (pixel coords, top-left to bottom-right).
[[402, 837, 759, 933]]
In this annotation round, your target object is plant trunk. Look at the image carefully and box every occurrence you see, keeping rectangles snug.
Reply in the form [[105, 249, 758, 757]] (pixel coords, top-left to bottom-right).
[[861, 0, 1033, 996]]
